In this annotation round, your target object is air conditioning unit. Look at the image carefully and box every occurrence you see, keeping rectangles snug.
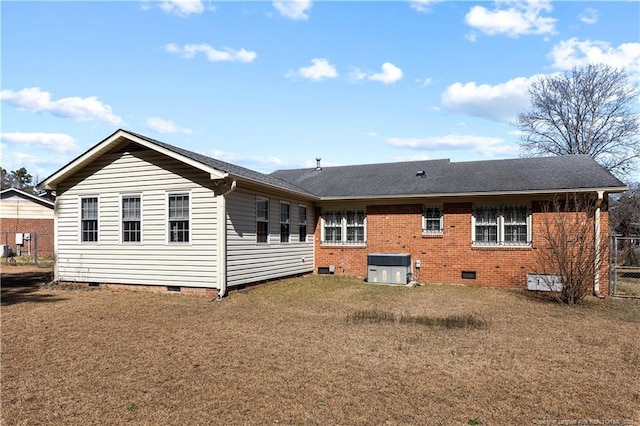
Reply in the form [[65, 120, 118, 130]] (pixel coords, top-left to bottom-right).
[[527, 273, 563, 292], [367, 253, 412, 285]]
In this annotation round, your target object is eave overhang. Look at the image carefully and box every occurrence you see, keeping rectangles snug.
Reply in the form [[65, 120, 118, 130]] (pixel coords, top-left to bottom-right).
[[38, 129, 228, 190], [316, 185, 629, 202]]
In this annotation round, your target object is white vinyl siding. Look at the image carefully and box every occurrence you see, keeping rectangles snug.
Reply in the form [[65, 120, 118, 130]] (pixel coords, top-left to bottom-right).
[[226, 190, 314, 286], [0, 197, 54, 219], [55, 148, 219, 288]]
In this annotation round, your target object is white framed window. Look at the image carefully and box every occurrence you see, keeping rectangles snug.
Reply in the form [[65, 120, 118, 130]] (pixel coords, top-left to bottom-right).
[[167, 192, 190, 243], [121, 194, 142, 243], [280, 202, 290, 243], [256, 197, 269, 243], [472, 205, 531, 246], [423, 206, 443, 234], [298, 205, 308, 243], [321, 210, 366, 245], [80, 196, 99, 243]]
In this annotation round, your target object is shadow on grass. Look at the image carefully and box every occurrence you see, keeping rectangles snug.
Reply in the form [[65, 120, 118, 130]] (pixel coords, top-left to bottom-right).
[[1, 272, 67, 306]]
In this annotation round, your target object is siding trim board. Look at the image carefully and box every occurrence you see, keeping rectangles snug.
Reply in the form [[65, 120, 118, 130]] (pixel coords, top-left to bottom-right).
[[37, 129, 627, 296]]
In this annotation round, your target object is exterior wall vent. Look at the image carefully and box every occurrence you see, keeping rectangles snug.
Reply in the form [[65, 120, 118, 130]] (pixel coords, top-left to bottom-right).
[[167, 286, 181, 292], [318, 266, 334, 275], [461, 271, 476, 279], [527, 274, 562, 292]]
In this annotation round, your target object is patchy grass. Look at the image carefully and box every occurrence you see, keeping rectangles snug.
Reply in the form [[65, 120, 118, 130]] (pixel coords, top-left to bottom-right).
[[2, 273, 639, 425], [616, 269, 640, 296]]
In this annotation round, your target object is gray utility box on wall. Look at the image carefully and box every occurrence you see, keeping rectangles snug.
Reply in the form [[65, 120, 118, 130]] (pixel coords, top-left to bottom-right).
[[367, 253, 412, 285]]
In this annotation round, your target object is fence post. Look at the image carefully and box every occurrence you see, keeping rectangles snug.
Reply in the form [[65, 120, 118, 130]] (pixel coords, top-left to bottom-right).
[[34, 232, 39, 267]]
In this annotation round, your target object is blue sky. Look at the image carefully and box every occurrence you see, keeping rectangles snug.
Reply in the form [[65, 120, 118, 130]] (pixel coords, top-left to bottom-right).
[[2, 0, 639, 183]]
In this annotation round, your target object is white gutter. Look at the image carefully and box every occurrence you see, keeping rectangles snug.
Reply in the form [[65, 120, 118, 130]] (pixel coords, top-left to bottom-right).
[[594, 190, 604, 297], [215, 179, 237, 300], [317, 186, 628, 201]]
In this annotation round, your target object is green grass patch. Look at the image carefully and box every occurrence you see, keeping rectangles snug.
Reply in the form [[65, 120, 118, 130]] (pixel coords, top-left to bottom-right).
[[346, 309, 488, 329]]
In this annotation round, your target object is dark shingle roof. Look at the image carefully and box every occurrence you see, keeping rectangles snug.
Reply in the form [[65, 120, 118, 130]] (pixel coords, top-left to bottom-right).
[[270, 155, 626, 198], [126, 131, 315, 197]]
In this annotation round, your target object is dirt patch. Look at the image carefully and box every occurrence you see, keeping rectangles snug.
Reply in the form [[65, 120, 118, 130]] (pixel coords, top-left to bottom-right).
[[2, 275, 639, 425]]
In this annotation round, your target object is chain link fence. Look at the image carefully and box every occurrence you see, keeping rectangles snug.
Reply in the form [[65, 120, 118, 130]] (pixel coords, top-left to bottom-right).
[[1, 231, 54, 267], [610, 236, 640, 297]]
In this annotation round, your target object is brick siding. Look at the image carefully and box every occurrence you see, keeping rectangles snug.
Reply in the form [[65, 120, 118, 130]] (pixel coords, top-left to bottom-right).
[[0, 218, 55, 256], [314, 202, 609, 295]]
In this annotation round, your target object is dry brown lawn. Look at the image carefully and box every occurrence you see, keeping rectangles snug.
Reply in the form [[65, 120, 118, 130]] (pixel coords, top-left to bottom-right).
[[2, 267, 639, 425]]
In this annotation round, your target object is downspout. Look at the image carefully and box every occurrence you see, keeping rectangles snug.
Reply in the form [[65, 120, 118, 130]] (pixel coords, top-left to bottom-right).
[[594, 191, 604, 298], [216, 179, 237, 300]]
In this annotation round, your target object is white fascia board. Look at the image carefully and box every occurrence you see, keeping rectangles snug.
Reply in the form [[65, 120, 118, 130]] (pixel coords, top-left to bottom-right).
[[317, 186, 629, 201], [39, 130, 227, 190], [233, 175, 320, 200]]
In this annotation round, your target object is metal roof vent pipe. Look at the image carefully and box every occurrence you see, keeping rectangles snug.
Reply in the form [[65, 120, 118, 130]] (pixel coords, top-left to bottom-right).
[[416, 170, 426, 178], [315, 158, 322, 171]]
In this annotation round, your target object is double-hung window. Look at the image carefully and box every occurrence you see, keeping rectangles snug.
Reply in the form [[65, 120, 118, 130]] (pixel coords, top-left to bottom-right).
[[299, 206, 308, 243], [472, 205, 530, 246], [280, 202, 290, 243], [168, 193, 189, 243], [122, 195, 141, 243], [80, 196, 99, 242], [423, 206, 443, 234], [322, 210, 366, 245], [256, 197, 269, 243]]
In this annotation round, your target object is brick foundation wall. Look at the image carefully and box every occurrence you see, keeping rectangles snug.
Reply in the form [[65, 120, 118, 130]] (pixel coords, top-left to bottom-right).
[[58, 282, 219, 298], [0, 218, 54, 256], [314, 202, 610, 294]]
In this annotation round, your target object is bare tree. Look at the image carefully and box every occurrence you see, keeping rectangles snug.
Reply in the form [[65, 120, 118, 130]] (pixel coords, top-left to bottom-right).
[[534, 193, 608, 304], [516, 64, 640, 178]]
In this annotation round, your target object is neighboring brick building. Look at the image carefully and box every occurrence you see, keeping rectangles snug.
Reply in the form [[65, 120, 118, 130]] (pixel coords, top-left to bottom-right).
[[0, 188, 54, 257]]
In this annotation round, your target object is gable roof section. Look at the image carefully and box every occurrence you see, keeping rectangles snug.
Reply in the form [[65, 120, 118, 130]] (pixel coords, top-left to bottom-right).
[[38, 129, 627, 200], [270, 155, 628, 199], [38, 129, 315, 198], [1, 188, 54, 209]]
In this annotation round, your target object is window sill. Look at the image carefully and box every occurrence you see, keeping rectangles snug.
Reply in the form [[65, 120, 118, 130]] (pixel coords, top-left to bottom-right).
[[471, 244, 532, 251], [321, 242, 367, 248], [422, 232, 443, 238]]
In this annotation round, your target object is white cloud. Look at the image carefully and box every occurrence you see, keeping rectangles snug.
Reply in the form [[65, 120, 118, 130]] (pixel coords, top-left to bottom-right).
[[387, 134, 516, 157], [441, 75, 541, 123], [289, 58, 338, 81], [165, 43, 257, 63], [578, 7, 598, 25], [210, 149, 283, 172], [0, 132, 78, 153], [146, 117, 192, 134], [348, 66, 367, 82], [549, 38, 640, 76], [0, 87, 123, 126], [159, 0, 205, 17], [465, 0, 556, 38], [416, 77, 433, 87], [410, 0, 442, 13], [369, 62, 403, 84], [273, 0, 312, 21]]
